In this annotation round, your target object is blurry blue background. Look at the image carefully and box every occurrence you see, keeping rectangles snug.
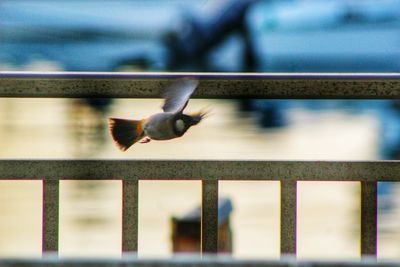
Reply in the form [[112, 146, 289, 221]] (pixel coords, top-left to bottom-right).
[[1, 0, 400, 72]]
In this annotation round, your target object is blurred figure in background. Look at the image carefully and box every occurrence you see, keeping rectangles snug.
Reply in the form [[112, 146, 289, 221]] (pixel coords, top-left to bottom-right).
[[162, 0, 259, 71]]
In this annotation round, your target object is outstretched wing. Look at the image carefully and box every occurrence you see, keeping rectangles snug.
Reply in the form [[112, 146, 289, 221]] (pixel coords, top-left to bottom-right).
[[162, 78, 199, 113]]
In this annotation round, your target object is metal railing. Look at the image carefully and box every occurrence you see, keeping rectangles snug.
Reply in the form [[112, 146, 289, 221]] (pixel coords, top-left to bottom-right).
[[0, 255, 396, 267], [1, 72, 400, 258]]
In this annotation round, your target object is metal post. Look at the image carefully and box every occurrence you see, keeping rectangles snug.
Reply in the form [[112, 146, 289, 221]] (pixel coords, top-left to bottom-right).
[[42, 180, 59, 254], [280, 180, 297, 256], [360, 181, 377, 257], [201, 180, 219, 254], [122, 180, 139, 253]]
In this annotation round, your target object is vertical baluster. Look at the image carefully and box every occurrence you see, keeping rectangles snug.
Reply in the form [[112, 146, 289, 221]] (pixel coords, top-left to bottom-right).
[[280, 180, 297, 256], [42, 179, 59, 254], [201, 180, 219, 254], [122, 180, 139, 253], [361, 181, 377, 257]]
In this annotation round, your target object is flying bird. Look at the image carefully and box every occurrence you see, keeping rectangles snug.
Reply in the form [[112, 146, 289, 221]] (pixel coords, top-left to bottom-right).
[[108, 78, 207, 151]]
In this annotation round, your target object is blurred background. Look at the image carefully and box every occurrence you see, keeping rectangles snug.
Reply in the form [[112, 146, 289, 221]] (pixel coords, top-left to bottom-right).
[[1, 0, 400, 259]]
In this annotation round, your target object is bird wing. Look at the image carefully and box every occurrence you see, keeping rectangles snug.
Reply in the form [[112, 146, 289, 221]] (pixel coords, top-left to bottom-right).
[[162, 78, 199, 113]]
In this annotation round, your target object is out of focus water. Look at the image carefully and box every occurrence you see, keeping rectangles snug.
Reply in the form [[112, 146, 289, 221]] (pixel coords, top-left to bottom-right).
[[1, 97, 400, 259]]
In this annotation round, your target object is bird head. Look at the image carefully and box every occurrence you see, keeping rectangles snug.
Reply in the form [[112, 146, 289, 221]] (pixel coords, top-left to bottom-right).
[[173, 109, 209, 136]]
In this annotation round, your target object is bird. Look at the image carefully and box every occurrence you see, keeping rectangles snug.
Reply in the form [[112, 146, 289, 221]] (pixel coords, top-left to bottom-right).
[[108, 77, 208, 151]]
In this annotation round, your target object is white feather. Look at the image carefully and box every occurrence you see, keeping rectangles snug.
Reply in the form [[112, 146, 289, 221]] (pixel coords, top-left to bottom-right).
[[175, 119, 185, 132]]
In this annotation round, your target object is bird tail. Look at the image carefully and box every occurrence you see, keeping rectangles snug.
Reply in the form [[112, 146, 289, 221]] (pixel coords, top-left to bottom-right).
[[108, 118, 145, 151]]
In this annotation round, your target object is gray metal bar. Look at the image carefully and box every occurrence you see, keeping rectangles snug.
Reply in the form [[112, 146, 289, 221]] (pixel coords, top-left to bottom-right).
[[0, 256, 396, 267], [0, 72, 399, 99], [280, 181, 297, 255], [42, 180, 59, 254], [201, 180, 219, 254], [1, 160, 400, 182], [122, 180, 139, 252], [360, 181, 377, 257]]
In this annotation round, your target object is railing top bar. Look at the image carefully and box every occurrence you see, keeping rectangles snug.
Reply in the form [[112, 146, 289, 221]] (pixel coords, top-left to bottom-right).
[[0, 159, 399, 181], [0, 256, 395, 267], [1, 71, 400, 79], [1, 71, 399, 99]]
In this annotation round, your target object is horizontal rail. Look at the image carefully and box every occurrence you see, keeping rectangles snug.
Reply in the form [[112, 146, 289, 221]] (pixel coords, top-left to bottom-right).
[[0, 72, 399, 99], [0, 160, 399, 181], [0, 257, 395, 267]]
